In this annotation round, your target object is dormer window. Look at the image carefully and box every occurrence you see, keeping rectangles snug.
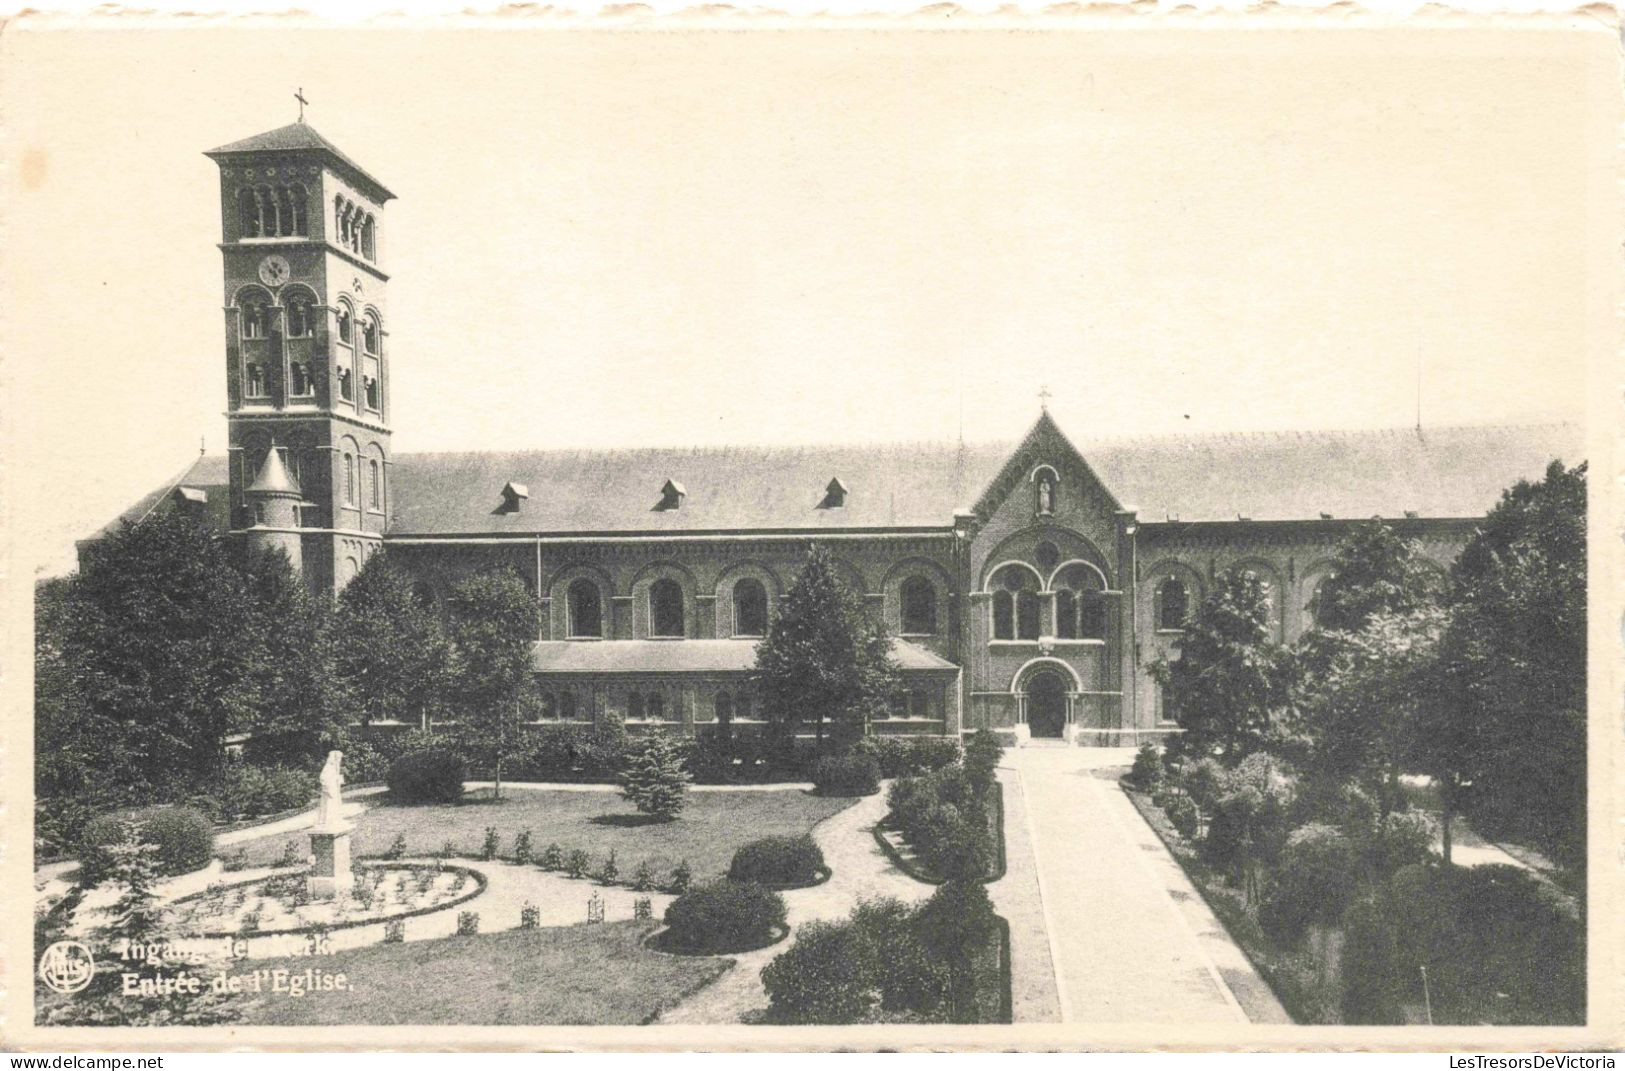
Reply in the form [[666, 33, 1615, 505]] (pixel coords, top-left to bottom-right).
[[498, 481, 528, 514], [656, 479, 686, 511], [819, 477, 848, 509]]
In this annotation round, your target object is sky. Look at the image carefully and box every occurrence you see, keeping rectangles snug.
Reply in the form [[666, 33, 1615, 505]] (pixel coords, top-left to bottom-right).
[[2, 22, 1605, 575]]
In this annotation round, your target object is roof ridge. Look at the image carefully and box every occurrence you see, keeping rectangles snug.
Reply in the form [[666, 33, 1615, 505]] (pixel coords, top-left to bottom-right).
[[388, 417, 1578, 461]]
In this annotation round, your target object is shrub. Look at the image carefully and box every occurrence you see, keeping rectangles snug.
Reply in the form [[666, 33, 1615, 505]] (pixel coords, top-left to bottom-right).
[[212, 764, 317, 819], [565, 848, 590, 879], [762, 919, 878, 1023], [1163, 795, 1200, 839], [729, 835, 826, 887], [520, 902, 540, 929], [512, 830, 534, 865], [386, 748, 466, 804], [509, 723, 635, 782], [384, 833, 407, 860], [669, 859, 693, 894], [480, 827, 500, 861], [1182, 757, 1228, 812], [812, 752, 881, 797], [383, 919, 405, 943], [1258, 823, 1357, 946], [632, 860, 655, 892], [663, 879, 787, 953], [457, 910, 480, 936], [1366, 810, 1436, 877], [1129, 744, 1164, 790], [962, 730, 1003, 784], [334, 735, 391, 784], [619, 735, 693, 820], [914, 880, 1000, 1020], [79, 806, 214, 885], [596, 850, 620, 886], [439, 839, 456, 859], [539, 842, 563, 870]]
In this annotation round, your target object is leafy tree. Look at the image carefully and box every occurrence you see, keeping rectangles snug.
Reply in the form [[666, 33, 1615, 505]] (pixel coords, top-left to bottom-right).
[[1152, 568, 1292, 761], [753, 545, 901, 752], [60, 510, 263, 792], [619, 735, 693, 821], [333, 549, 458, 732], [1312, 520, 1444, 635], [444, 569, 537, 800], [1298, 606, 1448, 816], [1436, 460, 1586, 876], [236, 546, 345, 767]]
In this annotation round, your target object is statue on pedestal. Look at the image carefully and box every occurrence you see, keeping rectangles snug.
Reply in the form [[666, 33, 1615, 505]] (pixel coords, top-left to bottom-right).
[[308, 749, 353, 899], [317, 749, 344, 830]]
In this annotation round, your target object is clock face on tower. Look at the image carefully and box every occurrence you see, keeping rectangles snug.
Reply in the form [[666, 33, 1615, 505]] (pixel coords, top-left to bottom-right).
[[257, 255, 291, 288]]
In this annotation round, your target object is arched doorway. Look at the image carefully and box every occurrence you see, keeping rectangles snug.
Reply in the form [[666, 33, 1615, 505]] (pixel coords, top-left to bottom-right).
[[1027, 670, 1068, 739]]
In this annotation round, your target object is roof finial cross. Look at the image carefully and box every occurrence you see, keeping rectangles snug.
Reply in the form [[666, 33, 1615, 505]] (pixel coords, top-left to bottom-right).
[[295, 87, 309, 123], [1038, 384, 1052, 412]]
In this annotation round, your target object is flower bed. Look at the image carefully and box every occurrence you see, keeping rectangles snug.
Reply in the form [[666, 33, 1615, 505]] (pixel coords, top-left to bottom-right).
[[164, 863, 488, 939]]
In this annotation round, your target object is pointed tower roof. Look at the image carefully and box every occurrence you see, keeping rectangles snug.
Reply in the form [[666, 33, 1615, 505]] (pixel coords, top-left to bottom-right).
[[205, 121, 394, 201], [247, 448, 302, 497]]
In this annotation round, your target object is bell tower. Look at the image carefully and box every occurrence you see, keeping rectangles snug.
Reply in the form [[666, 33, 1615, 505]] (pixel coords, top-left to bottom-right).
[[206, 107, 396, 593]]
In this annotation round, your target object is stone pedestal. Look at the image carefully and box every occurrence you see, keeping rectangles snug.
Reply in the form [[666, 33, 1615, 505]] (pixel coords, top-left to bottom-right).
[[307, 824, 354, 899], [1011, 722, 1032, 747]]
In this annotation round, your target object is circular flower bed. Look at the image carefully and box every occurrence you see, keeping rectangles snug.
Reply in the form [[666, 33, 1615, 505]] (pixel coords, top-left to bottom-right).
[[164, 863, 487, 939]]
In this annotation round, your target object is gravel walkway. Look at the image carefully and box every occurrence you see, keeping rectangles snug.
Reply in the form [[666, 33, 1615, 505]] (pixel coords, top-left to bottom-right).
[[656, 789, 928, 1024]]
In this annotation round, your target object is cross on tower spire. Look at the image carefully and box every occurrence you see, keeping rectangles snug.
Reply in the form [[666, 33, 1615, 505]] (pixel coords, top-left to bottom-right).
[[295, 87, 309, 123], [1038, 384, 1052, 412]]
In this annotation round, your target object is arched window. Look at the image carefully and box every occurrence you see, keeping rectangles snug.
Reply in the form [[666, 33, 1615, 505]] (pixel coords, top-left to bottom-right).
[[539, 691, 558, 720], [363, 373, 379, 411], [239, 188, 262, 238], [991, 566, 1039, 641], [715, 691, 733, 724], [369, 458, 382, 509], [560, 690, 579, 720], [909, 689, 934, 718], [733, 578, 768, 637], [240, 294, 271, 339], [1017, 590, 1041, 640], [647, 692, 666, 721], [362, 313, 380, 355], [289, 361, 313, 397], [244, 362, 266, 398], [901, 576, 937, 635], [337, 364, 354, 402], [335, 197, 348, 246], [628, 692, 645, 721], [568, 579, 603, 638], [1035, 469, 1058, 515], [1054, 564, 1107, 640], [361, 214, 376, 260], [285, 293, 313, 338], [336, 303, 353, 346], [650, 578, 685, 638], [343, 453, 356, 505], [1156, 578, 1189, 631]]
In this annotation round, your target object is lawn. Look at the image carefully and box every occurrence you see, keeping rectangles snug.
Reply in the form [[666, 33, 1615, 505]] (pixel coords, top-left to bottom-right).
[[231, 787, 857, 882], [234, 921, 730, 1025]]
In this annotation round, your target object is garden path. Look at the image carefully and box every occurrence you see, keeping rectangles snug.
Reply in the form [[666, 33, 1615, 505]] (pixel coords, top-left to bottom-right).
[[656, 788, 930, 1024], [1003, 746, 1288, 1024]]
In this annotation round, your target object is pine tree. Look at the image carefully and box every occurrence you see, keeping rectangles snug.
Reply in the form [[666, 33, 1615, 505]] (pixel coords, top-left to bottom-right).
[[618, 735, 693, 821], [104, 821, 162, 943], [753, 545, 900, 752]]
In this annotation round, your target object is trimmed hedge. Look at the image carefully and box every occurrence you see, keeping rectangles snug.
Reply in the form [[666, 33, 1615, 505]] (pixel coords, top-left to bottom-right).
[[79, 805, 214, 884], [387, 748, 466, 804], [728, 834, 826, 887], [860, 736, 962, 779], [662, 879, 787, 954], [811, 752, 881, 797]]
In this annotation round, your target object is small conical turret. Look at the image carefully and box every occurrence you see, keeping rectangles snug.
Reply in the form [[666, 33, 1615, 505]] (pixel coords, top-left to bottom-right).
[[245, 447, 303, 573]]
